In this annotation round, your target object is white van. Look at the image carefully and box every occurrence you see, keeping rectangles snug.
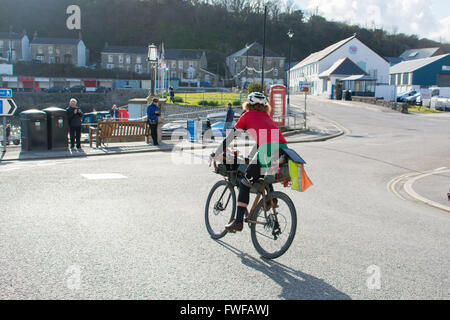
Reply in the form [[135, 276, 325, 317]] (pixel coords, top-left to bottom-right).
[[429, 87, 450, 98]]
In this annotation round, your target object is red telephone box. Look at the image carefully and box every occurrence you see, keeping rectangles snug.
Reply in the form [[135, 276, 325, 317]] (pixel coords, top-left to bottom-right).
[[269, 84, 287, 127]]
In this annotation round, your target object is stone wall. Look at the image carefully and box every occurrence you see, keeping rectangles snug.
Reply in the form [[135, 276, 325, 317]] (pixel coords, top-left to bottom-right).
[[12, 88, 149, 114], [351, 96, 408, 113]]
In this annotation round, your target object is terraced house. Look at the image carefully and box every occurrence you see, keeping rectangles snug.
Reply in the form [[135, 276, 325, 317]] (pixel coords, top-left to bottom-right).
[[101, 45, 218, 86], [30, 33, 87, 67], [0, 31, 31, 62]]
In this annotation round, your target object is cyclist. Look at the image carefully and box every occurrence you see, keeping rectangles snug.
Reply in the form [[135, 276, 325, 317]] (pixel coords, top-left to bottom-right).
[[211, 92, 288, 232]]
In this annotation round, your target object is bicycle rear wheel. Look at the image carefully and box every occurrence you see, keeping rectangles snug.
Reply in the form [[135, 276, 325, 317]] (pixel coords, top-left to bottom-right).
[[250, 191, 297, 259], [205, 180, 236, 239]]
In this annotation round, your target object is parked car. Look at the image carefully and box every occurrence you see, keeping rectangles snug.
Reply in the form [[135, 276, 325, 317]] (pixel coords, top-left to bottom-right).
[[397, 89, 418, 102], [81, 111, 111, 136], [69, 85, 86, 93], [95, 86, 111, 93], [405, 92, 421, 105], [45, 86, 67, 93]]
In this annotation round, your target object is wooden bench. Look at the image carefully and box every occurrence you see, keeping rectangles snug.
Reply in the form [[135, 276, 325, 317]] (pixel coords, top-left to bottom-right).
[[89, 120, 150, 148]]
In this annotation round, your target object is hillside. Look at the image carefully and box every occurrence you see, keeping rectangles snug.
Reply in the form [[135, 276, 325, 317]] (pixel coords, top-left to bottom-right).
[[1, 0, 448, 76]]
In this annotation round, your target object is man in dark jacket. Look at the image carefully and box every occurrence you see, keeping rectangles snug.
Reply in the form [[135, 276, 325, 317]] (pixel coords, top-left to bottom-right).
[[110, 104, 119, 120], [66, 98, 83, 149], [224, 103, 234, 131]]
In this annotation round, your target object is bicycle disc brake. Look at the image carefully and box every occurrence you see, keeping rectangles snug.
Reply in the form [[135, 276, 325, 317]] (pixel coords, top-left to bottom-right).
[[213, 202, 225, 215]]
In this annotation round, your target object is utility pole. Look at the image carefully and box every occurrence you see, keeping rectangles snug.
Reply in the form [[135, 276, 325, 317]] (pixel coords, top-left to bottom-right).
[[287, 29, 294, 115], [261, 5, 267, 93]]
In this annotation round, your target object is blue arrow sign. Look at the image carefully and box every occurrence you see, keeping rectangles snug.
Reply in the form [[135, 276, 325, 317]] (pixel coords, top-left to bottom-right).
[[0, 89, 12, 98], [0, 99, 17, 116]]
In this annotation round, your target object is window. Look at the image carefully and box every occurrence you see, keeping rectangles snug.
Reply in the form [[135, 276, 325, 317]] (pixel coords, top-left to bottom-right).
[[126, 55, 131, 64], [178, 60, 183, 69], [48, 46, 53, 55], [108, 55, 113, 63], [107, 64, 114, 69], [274, 68, 278, 77], [49, 56, 54, 63], [36, 55, 44, 62], [396, 74, 401, 85], [390, 74, 395, 85], [189, 61, 194, 68], [0, 40, 3, 49], [171, 60, 176, 68], [135, 64, 142, 73], [38, 47, 43, 54], [56, 48, 60, 55], [280, 59, 284, 68], [118, 55, 123, 64], [136, 56, 142, 64], [402, 73, 408, 85], [171, 71, 176, 79]]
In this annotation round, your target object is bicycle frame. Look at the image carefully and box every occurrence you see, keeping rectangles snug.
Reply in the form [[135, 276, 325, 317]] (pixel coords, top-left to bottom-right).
[[212, 159, 279, 227]]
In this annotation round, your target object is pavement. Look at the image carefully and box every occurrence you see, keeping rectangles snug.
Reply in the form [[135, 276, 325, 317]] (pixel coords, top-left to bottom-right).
[[0, 111, 344, 162], [0, 94, 449, 300]]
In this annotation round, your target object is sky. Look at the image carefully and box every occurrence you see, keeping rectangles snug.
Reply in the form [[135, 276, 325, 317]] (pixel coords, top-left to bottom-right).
[[294, 0, 450, 43]]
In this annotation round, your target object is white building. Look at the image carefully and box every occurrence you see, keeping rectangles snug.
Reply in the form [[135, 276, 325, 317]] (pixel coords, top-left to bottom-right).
[[289, 35, 390, 97]]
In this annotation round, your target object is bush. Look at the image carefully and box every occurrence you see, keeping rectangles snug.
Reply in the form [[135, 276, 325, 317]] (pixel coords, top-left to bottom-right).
[[247, 82, 262, 94], [198, 100, 219, 107], [232, 100, 242, 106], [173, 97, 183, 103]]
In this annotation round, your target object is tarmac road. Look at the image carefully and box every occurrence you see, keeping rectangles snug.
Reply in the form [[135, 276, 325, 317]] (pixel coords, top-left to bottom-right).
[[0, 95, 449, 300]]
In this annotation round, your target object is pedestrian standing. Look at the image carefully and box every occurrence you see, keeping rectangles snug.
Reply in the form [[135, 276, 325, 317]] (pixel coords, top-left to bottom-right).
[[66, 98, 83, 149], [224, 103, 234, 131], [5, 124, 11, 145], [169, 86, 175, 103], [147, 98, 161, 146], [110, 104, 119, 120]]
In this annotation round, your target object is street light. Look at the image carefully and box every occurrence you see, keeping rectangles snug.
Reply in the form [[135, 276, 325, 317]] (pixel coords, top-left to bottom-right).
[[287, 29, 294, 115], [234, 57, 238, 87], [147, 43, 158, 97]]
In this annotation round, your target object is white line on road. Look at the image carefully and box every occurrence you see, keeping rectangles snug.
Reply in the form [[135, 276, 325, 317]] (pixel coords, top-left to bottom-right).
[[81, 173, 128, 180], [403, 169, 450, 213]]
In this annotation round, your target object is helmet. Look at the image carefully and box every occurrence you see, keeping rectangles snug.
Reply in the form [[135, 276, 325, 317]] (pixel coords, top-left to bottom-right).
[[247, 92, 268, 105]]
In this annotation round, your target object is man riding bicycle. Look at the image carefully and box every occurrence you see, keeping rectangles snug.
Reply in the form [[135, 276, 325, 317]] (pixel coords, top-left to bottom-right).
[[211, 92, 288, 233]]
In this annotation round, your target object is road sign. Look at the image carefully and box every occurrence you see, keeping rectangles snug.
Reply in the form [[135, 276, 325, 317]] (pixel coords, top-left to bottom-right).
[[0, 89, 12, 98], [0, 99, 17, 116], [300, 87, 310, 93]]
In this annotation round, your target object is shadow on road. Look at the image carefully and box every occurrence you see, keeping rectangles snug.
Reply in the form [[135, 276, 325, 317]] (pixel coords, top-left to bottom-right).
[[215, 240, 351, 300]]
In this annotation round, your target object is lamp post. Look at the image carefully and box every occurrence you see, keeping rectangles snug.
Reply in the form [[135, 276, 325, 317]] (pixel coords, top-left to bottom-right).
[[234, 57, 238, 87], [147, 44, 158, 97], [261, 5, 267, 93], [287, 29, 294, 115]]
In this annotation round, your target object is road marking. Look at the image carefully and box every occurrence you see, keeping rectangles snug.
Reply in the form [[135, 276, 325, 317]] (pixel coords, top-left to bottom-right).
[[81, 173, 128, 180], [387, 172, 420, 200], [434, 167, 447, 171], [403, 169, 450, 213]]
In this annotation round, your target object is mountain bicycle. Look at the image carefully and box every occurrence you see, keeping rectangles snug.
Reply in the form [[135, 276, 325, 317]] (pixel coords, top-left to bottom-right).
[[205, 150, 297, 259]]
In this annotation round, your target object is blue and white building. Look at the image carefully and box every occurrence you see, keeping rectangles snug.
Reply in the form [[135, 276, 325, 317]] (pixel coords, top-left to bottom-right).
[[389, 54, 450, 92], [288, 35, 390, 97]]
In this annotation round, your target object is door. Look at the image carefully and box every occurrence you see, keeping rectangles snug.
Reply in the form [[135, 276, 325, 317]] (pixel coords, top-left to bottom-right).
[[437, 74, 450, 87]]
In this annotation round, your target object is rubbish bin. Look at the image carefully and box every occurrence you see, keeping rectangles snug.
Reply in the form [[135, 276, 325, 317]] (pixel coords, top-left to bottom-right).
[[43, 107, 68, 150], [187, 120, 201, 142], [20, 109, 48, 151], [346, 90, 352, 101]]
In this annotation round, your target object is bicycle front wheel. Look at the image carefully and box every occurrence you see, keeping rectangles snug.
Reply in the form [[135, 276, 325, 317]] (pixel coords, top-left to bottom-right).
[[250, 191, 297, 259], [205, 180, 236, 239]]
